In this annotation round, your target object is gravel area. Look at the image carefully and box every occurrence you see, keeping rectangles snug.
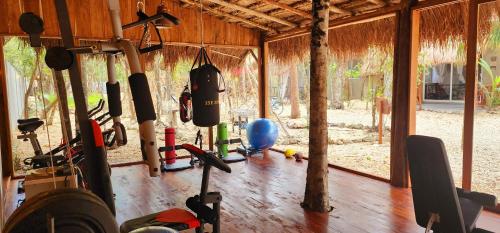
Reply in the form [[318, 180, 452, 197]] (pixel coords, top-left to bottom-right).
[[271, 101, 498, 197]]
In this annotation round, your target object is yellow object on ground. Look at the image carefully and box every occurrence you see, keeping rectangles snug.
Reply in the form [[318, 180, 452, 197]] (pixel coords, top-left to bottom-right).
[[284, 149, 296, 159]]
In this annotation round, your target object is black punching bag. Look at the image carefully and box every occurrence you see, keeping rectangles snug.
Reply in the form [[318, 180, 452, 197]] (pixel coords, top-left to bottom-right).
[[190, 47, 225, 127]]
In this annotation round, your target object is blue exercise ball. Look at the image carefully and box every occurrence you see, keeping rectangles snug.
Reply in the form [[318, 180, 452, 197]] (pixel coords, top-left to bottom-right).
[[246, 118, 279, 150]]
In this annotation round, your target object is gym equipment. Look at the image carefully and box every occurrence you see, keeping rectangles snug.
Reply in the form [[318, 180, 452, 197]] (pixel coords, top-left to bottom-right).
[[23, 165, 78, 199], [105, 54, 127, 148], [52, 0, 115, 213], [294, 152, 304, 162], [122, 0, 179, 54], [406, 135, 497, 233], [246, 118, 279, 150], [121, 144, 231, 233], [17, 100, 124, 170], [108, 0, 179, 178], [284, 149, 295, 159], [18, 12, 44, 47], [4, 189, 119, 233], [190, 47, 225, 127], [45, 46, 74, 71], [158, 128, 193, 172], [179, 85, 192, 123], [215, 122, 246, 163]]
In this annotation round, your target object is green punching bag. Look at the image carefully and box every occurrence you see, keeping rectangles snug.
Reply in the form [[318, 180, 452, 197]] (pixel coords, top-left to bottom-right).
[[217, 122, 229, 157]]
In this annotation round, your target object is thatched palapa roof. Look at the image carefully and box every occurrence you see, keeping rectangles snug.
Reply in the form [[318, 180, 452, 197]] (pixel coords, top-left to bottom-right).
[[269, 2, 496, 64]]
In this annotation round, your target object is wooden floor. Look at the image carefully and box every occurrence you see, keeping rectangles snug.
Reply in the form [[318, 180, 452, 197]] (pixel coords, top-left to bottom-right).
[[5, 151, 500, 233]]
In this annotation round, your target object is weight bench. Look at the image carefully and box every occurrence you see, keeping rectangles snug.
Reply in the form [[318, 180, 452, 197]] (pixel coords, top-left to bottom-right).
[[406, 135, 497, 233]]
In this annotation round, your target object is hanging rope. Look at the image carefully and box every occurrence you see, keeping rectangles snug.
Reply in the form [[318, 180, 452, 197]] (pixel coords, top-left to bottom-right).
[[35, 48, 57, 189], [199, 0, 204, 47]]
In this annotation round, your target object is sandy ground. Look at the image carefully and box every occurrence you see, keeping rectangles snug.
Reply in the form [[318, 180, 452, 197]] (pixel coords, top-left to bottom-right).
[[12, 101, 498, 198], [271, 101, 498, 198]]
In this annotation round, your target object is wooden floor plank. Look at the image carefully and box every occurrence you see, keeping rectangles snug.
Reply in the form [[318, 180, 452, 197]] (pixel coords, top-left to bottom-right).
[[4, 151, 499, 233]]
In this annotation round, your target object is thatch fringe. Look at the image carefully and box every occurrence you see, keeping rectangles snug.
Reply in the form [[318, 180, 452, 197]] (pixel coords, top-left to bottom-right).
[[16, 38, 248, 71], [269, 2, 496, 65]]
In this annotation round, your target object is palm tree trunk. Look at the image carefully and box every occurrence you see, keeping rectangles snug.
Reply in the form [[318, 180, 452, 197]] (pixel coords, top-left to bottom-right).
[[302, 0, 330, 213], [290, 61, 301, 119]]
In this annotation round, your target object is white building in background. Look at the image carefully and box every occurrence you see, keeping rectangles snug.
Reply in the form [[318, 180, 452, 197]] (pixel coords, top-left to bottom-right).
[[423, 48, 499, 103]]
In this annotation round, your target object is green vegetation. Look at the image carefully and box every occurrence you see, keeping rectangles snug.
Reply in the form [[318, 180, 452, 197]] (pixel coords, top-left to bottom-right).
[[67, 93, 104, 109], [478, 58, 500, 109], [3, 37, 51, 78], [344, 63, 361, 79]]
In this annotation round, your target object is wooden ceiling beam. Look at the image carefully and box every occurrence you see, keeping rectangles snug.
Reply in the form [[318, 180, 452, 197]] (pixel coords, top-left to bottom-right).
[[204, 0, 298, 27], [260, 0, 312, 19], [366, 0, 387, 7], [266, 4, 399, 42], [180, 0, 278, 33], [329, 4, 353, 15], [306, 0, 352, 15]]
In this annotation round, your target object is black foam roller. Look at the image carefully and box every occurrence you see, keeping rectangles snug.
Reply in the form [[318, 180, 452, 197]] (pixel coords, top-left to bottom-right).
[[186, 196, 216, 224], [128, 73, 156, 124], [106, 82, 122, 117]]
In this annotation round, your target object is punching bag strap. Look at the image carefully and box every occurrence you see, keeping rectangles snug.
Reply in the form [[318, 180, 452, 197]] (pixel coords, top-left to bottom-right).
[[191, 47, 214, 70], [191, 48, 202, 70], [215, 67, 226, 93], [202, 47, 213, 65]]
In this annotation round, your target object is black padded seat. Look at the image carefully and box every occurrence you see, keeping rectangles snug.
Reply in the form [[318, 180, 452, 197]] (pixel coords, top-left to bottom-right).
[[17, 117, 40, 124], [406, 135, 497, 233], [120, 208, 199, 233], [18, 120, 44, 132], [459, 197, 482, 232]]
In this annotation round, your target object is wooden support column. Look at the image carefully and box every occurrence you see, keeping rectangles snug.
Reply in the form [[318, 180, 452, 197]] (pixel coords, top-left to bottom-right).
[[408, 11, 420, 135], [302, 0, 330, 212], [0, 37, 13, 177], [462, 0, 479, 191], [258, 36, 270, 118], [389, 0, 418, 188]]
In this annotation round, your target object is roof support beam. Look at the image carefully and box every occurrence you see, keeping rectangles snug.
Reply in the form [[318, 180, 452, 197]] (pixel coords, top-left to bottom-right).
[[260, 0, 312, 19], [366, 0, 387, 6], [306, 0, 353, 16], [329, 4, 353, 15], [266, 5, 399, 42], [462, 0, 479, 191], [180, 0, 278, 33], [0, 37, 13, 177], [389, 0, 418, 188], [205, 0, 298, 27]]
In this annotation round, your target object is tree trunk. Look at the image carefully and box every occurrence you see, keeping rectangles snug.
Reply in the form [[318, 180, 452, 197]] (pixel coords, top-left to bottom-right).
[[290, 61, 301, 119], [52, 70, 72, 139], [41, 99, 58, 122], [154, 62, 163, 125], [302, 0, 330, 213], [46, 100, 58, 125], [303, 63, 311, 119], [23, 53, 41, 118]]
